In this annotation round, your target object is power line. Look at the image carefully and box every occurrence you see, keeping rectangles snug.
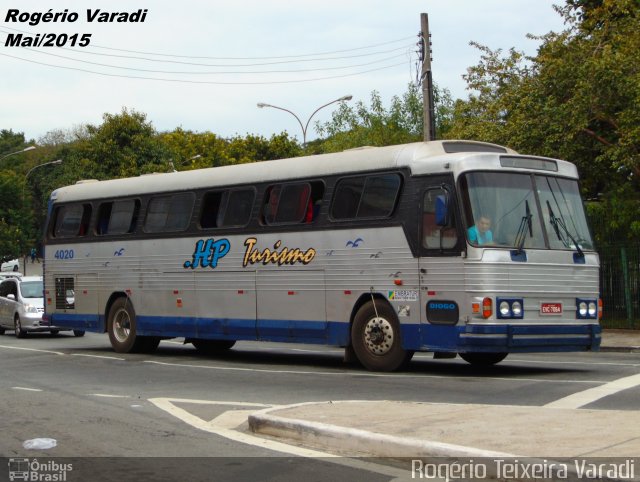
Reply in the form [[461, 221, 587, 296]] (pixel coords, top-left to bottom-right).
[[0, 51, 408, 85], [0, 26, 414, 61], [17, 46, 410, 75]]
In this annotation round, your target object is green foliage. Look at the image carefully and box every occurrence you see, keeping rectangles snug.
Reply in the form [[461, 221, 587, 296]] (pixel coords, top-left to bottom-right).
[[447, 0, 640, 241], [0, 170, 30, 258], [315, 83, 454, 153]]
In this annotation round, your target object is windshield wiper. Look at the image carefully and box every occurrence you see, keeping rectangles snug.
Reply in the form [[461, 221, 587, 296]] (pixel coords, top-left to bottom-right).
[[546, 201, 584, 258], [513, 200, 533, 254]]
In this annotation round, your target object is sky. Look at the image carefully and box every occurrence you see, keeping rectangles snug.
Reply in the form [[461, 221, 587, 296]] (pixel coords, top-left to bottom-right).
[[0, 0, 567, 145]]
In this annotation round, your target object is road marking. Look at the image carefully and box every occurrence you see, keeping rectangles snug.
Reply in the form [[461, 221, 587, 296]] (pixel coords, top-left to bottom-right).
[[71, 353, 126, 361], [544, 373, 640, 409], [12, 387, 43, 392], [149, 398, 407, 478], [143, 360, 601, 384], [90, 394, 130, 398], [0, 345, 65, 355]]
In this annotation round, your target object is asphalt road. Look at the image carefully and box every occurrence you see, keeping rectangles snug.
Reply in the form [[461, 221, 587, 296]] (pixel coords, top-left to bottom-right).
[[0, 332, 638, 481]]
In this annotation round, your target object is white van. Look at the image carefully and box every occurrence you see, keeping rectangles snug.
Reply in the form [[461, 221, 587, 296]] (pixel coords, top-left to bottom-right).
[[0, 276, 84, 337]]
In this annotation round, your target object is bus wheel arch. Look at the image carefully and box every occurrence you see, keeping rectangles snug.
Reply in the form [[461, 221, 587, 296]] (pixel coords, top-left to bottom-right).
[[349, 296, 413, 372]]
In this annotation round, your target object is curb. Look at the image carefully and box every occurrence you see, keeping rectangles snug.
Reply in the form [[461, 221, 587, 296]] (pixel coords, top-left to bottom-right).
[[248, 402, 518, 460]]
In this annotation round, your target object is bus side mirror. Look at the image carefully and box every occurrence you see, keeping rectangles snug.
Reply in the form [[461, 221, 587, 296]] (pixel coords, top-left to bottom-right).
[[435, 194, 449, 226]]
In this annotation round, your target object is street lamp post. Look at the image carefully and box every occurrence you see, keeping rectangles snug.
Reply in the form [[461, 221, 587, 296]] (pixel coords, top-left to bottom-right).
[[0, 145, 37, 161], [23, 159, 63, 198], [22, 159, 63, 272], [257, 95, 353, 147]]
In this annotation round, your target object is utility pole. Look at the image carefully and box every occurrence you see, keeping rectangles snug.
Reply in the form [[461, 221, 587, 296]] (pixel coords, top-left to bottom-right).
[[420, 13, 436, 141]]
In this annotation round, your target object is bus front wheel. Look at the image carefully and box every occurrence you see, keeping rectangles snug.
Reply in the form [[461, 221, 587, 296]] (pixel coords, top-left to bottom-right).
[[459, 352, 508, 366], [351, 300, 413, 372], [107, 297, 159, 353]]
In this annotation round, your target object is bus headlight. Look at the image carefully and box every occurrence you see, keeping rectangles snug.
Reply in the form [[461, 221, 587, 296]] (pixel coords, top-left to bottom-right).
[[511, 301, 523, 317], [576, 298, 598, 319], [578, 302, 588, 317], [496, 298, 524, 319]]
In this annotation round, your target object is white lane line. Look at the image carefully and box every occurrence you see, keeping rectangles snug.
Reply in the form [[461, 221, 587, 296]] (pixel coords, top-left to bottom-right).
[[143, 360, 601, 384], [12, 387, 43, 392], [0, 345, 65, 355], [90, 394, 130, 399], [149, 398, 406, 478], [544, 373, 640, 409], [71, 353, 126, 361]]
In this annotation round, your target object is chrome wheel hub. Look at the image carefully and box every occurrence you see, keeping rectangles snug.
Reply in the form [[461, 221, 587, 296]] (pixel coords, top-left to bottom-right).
[[363, 317, 394, 355], [113, 309, 131, 343]]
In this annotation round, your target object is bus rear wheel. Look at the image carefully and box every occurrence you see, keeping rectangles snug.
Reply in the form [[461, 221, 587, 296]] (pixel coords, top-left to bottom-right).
[[459, 352, 508, 366], [351, 300, 413, 372], [107, 297, 159, 353]]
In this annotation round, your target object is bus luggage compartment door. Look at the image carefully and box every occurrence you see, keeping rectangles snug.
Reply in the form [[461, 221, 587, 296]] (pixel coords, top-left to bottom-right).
[[256, 269, 326, 342]]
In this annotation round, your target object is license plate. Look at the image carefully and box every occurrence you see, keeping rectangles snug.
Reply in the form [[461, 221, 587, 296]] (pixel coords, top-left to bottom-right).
[[540, 302, 562, 315]]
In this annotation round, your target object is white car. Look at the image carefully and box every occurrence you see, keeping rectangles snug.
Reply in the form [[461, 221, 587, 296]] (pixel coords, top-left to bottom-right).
[[0, 276, 84, 337], [1, 258, 20, 272]]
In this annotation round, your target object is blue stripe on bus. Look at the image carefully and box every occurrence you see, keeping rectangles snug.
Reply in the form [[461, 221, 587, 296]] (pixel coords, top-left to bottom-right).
[[49, 312, 600, 352]]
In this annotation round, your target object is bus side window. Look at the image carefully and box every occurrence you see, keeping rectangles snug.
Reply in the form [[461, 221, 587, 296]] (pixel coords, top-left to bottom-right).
[[331, 173, 401, 220], [97, 202, 112, 235], [108, 199, 139, 235], [53, 203, 92, 238], [262, 183, 319, 225], [220, 189, 255, 227], [144, 193, 194, 233], [200, 191, 223, 229]]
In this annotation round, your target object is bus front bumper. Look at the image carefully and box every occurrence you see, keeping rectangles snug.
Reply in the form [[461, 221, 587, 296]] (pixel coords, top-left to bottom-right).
[[455, 323, 601, 353]]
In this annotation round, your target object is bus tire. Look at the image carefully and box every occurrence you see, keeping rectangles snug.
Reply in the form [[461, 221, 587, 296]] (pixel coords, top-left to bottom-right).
[[107, 297, 154, 353], [192, 339, 235, 354], [73, 330, 85, 337], [459, 352, 508, 366], [351, 300, 413, 372]]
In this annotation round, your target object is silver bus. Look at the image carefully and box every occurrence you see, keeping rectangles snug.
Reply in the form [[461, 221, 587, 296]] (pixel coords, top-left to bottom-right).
[[43, 140, 601, 371]]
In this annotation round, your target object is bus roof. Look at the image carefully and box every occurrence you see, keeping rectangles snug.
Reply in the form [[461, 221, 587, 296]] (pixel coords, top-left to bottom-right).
[[50, 140, 577, 203]]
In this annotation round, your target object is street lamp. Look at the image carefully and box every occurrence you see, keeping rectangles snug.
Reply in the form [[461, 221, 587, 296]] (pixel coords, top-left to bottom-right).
[[257, 95, 353, 147], [0, 145, 37, 161], [169, 154, 202, 172], [23, 159, 63, 198]]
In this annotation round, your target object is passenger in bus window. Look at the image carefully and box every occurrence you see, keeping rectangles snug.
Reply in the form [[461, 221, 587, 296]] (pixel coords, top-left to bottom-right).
[[468, 215, 493, 246], [263, 186, 280, 224]]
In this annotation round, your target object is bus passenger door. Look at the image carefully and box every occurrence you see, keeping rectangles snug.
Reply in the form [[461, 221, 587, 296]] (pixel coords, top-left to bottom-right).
[[256, 269, 326, 342], [418, 181, 466, 348]]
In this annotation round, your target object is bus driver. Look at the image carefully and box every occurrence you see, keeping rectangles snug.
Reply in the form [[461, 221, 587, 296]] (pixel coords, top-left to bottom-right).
[[468, 215, 493, 246]]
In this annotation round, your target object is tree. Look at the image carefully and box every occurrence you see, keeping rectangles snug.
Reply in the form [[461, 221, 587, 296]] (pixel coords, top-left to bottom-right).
[[0, 170, 31, 259], [82, 108, 170, 177], [446, 0, 640, 241], [315, 83, 454, 153]]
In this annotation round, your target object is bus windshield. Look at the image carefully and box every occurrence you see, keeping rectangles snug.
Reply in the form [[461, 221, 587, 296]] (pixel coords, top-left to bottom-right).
[[460, 171, 594, 251]]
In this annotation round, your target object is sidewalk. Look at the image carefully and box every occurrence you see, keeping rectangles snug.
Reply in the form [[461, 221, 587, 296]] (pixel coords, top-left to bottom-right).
[[249, 330, 640, 472]]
